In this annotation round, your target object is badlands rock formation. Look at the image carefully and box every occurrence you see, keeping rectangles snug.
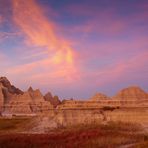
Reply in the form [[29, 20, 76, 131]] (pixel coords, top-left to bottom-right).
[[57, 87, 148, 109], [28, 87, 45, 102], [3, 89, 54, 115], [44, 92, 53, 101], [0, 76, 148, 130], [0, 77, 23, 103], [0, 77, 53, 116], [44, 92, 61, 107], [0, 77, 23, 95], [112, 86, 148, 107], [51, 87, 148, 128], [90, 93, 110, 101], [113, 86, 148, 100]]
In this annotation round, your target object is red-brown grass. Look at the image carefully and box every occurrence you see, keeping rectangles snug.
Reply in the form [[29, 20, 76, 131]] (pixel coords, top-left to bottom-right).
[[0, 121, 147, 148]]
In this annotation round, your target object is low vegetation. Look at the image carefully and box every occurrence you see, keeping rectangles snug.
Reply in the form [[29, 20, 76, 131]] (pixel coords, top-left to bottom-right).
[[0, 119, 147, 148], [0, 117, 33, 132]]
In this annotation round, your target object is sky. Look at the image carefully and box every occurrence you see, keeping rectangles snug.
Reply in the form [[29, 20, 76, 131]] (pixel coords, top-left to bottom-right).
[[0, 0, 148, 99]]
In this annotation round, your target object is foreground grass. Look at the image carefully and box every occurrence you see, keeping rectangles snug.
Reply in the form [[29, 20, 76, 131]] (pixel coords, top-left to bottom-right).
[[0, 119, 147, 148], [0, 117, 33, 132], [134, 141, 148, 148]]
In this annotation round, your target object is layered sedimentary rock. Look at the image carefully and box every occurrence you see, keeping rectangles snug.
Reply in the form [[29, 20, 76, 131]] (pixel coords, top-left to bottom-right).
[[0, 77, 23, 104], [113, 86, 148, 100], [3, 91, 53, 115], [58, 93, 115, 109], [4, 92, 33, 115], [28, 87, 44, 102], [112, 86, 148, 107], [103, 108, 148, 124], [30, 107, 148, 132], [58, 87, 148, 109], [44, 92, 61, 107], [28, 88, 53, 112], [54, 109, 103, 126], [0, 76, 148, 127], [57, 99, 114, 109], [2, 85, 53, 116], [58, 100, 122, 109], [90, 93, 110, 101]]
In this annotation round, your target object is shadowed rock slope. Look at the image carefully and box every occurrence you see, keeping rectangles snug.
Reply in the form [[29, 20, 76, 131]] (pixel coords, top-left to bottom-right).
[[0, 77, 23, 95], [44, 92, 61, 107]]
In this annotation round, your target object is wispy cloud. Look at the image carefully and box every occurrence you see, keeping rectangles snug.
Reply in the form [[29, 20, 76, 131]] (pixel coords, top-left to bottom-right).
[[13, 0, 75, 65], [7, 0, 80, 87]]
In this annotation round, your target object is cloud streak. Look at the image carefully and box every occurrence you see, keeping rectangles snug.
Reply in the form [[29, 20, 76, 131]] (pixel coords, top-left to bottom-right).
[[13, 0, 75, 65], [9, 0, 80, 88]]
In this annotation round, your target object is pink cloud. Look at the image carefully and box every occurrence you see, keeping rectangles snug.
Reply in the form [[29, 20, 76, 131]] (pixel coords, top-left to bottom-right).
[[12, 0, 75, 65], [89, 52, 148, 87], [6, 55, 81, 87], [5, 0, 81, 88]]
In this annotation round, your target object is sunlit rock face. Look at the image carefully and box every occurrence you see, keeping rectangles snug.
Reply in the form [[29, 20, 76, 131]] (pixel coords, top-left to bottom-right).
[[28, 87, 45, 102], [0, 76, 148, 127], [0, 77, 53, 116], [44, 92, 61, 107], [4, 91, 33, 114], [3, 88, 54, 115], [113, 86, 148, 100], [54, 109, 103, 126], [58, 87, 148, 109], [30, 108, 148, 132], [4, 92, 33, 115], [27, 88, 54, 112], [90, 93, 110, 101]]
